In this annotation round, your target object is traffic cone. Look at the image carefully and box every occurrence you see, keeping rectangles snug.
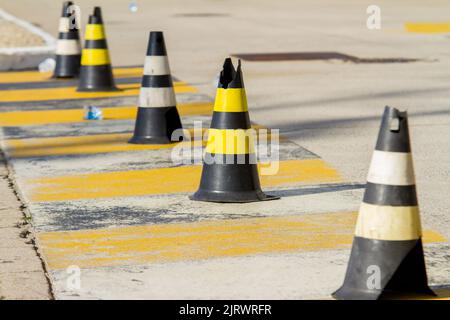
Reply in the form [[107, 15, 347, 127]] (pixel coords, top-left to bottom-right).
[[53, 1, 81, 78], [333, 106, 435, 300], [128, 31, 182, 144], [77, 7, 117, 92], [190, 58, 279, 203]]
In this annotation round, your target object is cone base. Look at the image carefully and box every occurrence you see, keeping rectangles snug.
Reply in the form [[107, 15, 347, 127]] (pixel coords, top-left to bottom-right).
[[190, 189, 279, 203], [332, 237, 435, 300]]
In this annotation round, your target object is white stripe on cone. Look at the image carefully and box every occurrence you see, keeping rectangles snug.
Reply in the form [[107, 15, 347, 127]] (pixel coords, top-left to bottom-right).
[[56, 39, 81, 55], [139, 87, 176, 108], [355, 202, 422, 241], [143, 56, 171, 76], [367, 150, 415, 186]]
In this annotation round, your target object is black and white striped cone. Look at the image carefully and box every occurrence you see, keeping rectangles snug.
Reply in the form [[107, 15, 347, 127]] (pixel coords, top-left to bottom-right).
[[53, 1, 81, 78], [128, 31, 183, 144], [332, 106, 435, 300]]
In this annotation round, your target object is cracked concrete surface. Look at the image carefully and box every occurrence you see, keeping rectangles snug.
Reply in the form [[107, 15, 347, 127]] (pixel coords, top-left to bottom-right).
[[0, 152, 51, 300]]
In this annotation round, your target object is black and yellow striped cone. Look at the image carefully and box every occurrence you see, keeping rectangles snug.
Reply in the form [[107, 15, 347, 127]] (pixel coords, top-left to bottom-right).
[[77, 7, 117, 92], [129, 31, 182, 144], [53, 1, 81, 78], [190, 58, 279, 203], [333, 106, 435, 300]]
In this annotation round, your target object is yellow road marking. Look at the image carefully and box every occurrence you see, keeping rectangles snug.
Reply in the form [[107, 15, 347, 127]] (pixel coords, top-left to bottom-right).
[[0, 67, 143, 84], [405, 23, 450, 34], [6, 132, 206, 158], [28, 159, 340, 202], [37, 212, 446, 269], [0, 102, 212, 126], [0, 82, 197, 103]]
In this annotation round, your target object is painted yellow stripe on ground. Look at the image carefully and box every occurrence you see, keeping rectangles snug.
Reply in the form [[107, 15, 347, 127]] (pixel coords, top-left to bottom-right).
[[0, 82, 196, 102], [0, 102, 212, 126], [0, 67, 143, 84], [28, 159, 340, 202], [37, 212, 446, 269], [6, 132, 206, 158], [405, 23, 450, 34]]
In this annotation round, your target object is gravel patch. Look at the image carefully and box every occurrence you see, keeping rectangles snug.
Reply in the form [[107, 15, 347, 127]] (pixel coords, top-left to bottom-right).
[[0, 18, 45, 48]]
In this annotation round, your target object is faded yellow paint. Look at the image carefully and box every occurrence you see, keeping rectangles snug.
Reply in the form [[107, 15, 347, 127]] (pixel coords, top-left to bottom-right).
[[0, 82, 196, 103], [28, 159, 340, 202], [6, 132, 206, 158], [214, 88, 248, 112], [405, 22, 450, 34], [37, 212, 446, 270], [4, 126, 274, 158], [0, 67, 143, 84], [0, 102, 212, 126]]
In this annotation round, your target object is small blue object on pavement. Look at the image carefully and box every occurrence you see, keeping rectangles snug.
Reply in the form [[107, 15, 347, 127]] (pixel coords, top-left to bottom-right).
[[84, 106, 103, 120]]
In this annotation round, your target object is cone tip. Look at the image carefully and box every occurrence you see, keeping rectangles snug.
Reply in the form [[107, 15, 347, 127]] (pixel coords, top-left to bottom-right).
[[147, 31, 167, 56], [218, 58, 244, 89]]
